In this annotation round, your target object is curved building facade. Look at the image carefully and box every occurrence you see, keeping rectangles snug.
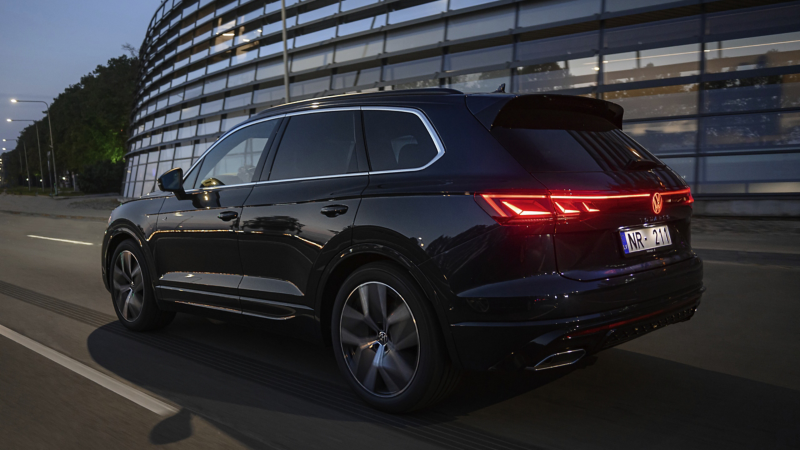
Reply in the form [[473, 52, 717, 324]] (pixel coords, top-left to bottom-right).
[[125, 0, 800, 200]]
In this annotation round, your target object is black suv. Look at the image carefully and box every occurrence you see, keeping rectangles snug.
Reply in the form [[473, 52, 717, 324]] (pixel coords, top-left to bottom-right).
[[102, 89, 704, 412]]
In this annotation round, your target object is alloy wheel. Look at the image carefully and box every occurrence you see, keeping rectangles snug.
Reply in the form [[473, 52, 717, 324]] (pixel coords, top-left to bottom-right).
[[112, 250, 145, 322], [339, 282, 420, 397]]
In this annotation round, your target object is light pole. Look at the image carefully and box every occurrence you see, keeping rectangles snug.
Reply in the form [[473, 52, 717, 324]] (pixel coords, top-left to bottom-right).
[[11, 99, 58, 195], [7, 119, 45, 192]]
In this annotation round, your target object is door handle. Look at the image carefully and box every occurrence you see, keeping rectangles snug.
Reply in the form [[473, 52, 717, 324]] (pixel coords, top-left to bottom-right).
[[217, 211, 239, 221], [320, 205, 348, 217]]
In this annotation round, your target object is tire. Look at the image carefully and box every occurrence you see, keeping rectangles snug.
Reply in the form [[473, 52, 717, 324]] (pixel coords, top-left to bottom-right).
[[331, 262, 460, 413], [109, 240, 175, 332]]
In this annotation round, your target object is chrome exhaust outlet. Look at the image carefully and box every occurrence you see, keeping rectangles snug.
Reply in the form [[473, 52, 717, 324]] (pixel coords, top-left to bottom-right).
[[528, 349, 586, 371]]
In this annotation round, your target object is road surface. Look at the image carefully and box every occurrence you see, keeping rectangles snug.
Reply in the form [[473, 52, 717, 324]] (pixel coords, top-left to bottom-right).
[[0, 210, 798, 449]]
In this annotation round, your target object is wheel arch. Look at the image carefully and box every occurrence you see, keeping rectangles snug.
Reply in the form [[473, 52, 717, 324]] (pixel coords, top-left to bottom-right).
[[103, 223, 158, 294], [315, 244, 462, 368]]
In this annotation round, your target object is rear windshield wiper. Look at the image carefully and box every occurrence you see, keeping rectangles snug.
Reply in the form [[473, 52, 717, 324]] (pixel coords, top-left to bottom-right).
[[625, 159, 665, 171]]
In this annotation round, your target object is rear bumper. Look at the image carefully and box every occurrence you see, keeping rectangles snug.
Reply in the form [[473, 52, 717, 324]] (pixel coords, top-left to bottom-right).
[[449, 283, 704, 371]]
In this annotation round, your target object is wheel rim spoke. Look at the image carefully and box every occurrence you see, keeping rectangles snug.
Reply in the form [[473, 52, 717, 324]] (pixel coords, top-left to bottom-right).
[[112, 250, 144, 323], [339, 281, 419, 397]]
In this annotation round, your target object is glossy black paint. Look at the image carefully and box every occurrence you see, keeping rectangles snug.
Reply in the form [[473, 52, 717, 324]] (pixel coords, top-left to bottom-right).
[[103, 90, 704, 371]]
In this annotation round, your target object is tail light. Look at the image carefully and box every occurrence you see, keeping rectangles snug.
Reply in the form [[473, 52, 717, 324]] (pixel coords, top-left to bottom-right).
[[475, 193, 554, 225], [475, 187, 693, 225], [662, 188, 694, 206]]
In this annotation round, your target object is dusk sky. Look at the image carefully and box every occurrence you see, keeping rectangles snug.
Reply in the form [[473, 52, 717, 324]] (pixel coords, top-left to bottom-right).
[[0, 0, 160, 144]]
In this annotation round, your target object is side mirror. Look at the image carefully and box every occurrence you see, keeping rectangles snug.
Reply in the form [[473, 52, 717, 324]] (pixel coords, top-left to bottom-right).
[[157, 168, 188, 199]]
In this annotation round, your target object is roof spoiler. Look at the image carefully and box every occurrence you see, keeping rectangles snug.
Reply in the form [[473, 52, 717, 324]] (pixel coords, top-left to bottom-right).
[[466, 94, 624, 130]]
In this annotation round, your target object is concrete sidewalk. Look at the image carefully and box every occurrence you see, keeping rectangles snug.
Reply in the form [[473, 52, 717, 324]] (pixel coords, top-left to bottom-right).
[[0, 193, 119, 221]]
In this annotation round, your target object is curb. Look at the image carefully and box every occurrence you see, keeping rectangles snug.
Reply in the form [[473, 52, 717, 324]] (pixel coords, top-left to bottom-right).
[[0, 209, 108, 222]]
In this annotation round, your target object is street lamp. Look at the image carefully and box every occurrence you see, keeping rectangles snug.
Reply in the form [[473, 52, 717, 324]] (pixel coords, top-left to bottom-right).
[[11, 99, 58, 195], [6, 119, 45, 192]]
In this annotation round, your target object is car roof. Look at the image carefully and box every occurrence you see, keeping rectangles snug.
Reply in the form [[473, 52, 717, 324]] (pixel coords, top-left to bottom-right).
[[250, 88, 467, 119]]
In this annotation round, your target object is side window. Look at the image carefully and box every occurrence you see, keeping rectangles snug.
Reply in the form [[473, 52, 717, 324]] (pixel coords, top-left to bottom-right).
[[193, 120, 277, 189], [268, 111, 360, 181], [363, 110, 439, 171]]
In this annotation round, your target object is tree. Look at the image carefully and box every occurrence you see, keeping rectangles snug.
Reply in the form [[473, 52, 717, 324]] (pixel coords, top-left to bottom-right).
[[9, 52, 139, 191]]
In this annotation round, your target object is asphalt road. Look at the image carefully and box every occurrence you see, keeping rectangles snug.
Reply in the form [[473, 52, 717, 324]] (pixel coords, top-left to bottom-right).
[[0, 211, 798, 449]]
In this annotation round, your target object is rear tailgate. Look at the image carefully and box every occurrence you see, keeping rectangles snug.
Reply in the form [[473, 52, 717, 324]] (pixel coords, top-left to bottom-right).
[[467, 94, 695, 281]]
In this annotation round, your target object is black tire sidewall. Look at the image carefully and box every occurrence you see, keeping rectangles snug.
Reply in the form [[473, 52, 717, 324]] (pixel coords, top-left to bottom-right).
[[331, 262, 445, 413], [109, 240, 159, 331]]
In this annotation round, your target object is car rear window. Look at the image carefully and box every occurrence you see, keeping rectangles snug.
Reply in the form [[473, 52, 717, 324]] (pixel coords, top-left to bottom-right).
[[491, 111, 661, 172], [363, 110, 438, 171]]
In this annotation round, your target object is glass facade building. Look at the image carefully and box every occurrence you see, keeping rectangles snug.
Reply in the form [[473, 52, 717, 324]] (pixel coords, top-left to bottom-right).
[[125, 0, 800, 199]]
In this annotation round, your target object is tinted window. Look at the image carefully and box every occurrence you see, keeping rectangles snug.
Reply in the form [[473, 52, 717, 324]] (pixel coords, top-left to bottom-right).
[[269, 111, 360, 180], [491, 112, 661, 172], [193, 120, 277, 189], [363, 110, 438, 171]]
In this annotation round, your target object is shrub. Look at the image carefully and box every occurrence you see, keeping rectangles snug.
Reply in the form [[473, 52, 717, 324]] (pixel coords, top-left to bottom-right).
[[78, 160, 125, 194]]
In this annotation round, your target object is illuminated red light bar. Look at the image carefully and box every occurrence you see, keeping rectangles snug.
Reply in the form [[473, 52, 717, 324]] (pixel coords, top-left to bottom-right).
[[476, 187, 693, 225]]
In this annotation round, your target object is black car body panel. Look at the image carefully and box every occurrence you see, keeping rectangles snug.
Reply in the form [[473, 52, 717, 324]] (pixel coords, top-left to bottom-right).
[[103, 89, 704, 371]]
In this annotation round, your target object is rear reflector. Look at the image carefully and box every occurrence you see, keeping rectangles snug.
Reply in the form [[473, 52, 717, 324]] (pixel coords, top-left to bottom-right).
[[475, 187, 693, 225]]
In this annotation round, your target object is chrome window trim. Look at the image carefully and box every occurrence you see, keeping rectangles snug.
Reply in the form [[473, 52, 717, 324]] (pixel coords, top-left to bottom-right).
[[361, 106, 447, 175], [184, 105, 446, 192], [181, 114, 285, 193]]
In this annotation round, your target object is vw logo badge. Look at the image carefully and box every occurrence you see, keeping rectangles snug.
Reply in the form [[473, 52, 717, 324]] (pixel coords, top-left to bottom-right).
[[652, 192, 663, 214]]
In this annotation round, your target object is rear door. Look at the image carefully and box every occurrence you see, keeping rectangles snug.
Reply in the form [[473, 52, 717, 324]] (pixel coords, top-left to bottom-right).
[[474, 95, 695, 281], [238, 109, 368, 318]]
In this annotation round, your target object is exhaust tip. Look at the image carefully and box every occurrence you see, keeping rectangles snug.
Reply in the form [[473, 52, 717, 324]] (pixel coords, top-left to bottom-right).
[[528, 349, 586, 371]]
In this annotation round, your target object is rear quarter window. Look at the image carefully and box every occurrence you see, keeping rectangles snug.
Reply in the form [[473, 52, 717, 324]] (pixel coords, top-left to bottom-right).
[[363, 110, 439, 171]]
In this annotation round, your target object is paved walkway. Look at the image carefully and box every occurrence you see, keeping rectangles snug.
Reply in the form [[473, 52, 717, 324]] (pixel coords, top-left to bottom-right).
[[0, 193, 119, 221]]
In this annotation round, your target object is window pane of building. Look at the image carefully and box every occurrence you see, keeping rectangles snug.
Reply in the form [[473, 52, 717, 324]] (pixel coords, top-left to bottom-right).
[[449, 0, 496, 11], [518, 0, 600, 28], [604, 84, 698, 120], [702, 111, 800, 153], [705, 3, 800, 37], [201, 97, 224, 115], [291, 46, 334, 72], [603, 43, 700, 84], [515, 56, 598, 92], [222, 111, 250, 131], [335, 36, 384, 63], [225, 91, 253, 109], [705, 31, 800, 74], [661, 157, 695, 186], [445, 44, 513, 72], [384, 56, 441, 81], [386, 22, 444, 53], [604, 17, 700, 51], [446, 7, 515, 41], [204, 74, 228, 94], [704, 74, 800, 113], [697, 153, 800, 194], [290, 76, 330, 97], [447, 70, 510, 93], [198, 116, 222, 135], [605, 0, 682, 13], [332, 67, 382, 89], [254, 85, 285, 104], [623, 119, 697, 155], [517, 32, 598, 62], [270, 112, 359, 180], [227, 65, 256, 87], [389, 0, 447, 25]]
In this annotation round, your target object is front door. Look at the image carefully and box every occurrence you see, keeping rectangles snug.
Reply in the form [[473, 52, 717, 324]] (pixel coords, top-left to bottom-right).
[[238, 109, 368, 318], [153, 118, 281, 312]]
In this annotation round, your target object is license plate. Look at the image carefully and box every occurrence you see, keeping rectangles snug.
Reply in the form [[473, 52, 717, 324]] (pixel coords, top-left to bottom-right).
[[620, 225, 672, 254]]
